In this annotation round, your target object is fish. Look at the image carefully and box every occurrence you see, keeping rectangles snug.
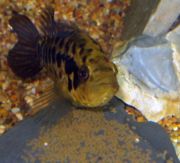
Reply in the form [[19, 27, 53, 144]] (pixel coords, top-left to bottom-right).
[[7, 6, 119, 108]]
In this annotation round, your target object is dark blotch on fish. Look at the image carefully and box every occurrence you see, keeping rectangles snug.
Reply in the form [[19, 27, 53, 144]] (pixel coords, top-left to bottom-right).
[[65, 57, 78, 75], [68, 77, 73, 91]]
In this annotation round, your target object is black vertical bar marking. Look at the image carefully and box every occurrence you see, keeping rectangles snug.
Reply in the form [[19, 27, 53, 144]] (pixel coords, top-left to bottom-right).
[[79, 42, 86, 55], [44, 46, 49, 64], [56, 52, 62, 67], [73, 71, 80, 89], [47, 47, 51, 64], [86, 48, 93, 53], [82, 56, 87, 63], [49, 47, 53, 64], [59, 38, 65, 48], [39, 33, 84, 90], [65, 57, 77, 75], [72, 42, 76, 55], [55, 36, 60, 45], [79, 47, 84, 55], [68, 77, 72, 91], [65, 38, 72, 53], [51, 47, 56, 63]]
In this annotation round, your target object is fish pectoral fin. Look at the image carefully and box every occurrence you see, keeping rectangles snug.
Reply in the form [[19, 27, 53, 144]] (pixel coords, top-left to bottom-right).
[[25, 82, 58, 116]]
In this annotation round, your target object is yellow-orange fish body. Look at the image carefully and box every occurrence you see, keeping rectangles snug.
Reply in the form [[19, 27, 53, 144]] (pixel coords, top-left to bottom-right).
[[8, 7, 119, 107]]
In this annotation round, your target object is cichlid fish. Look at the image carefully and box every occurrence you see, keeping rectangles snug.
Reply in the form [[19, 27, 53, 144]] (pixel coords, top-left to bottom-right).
[[7, 6, 119, 108]]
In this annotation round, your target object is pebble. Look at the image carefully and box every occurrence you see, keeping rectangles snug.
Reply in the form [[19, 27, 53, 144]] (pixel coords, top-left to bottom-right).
[[0, 125, 5, 134], [15, 113, 23, 121], [44, 142, 48, 147], [135, 138, 140, 143], [31, 87, 36, 94], [24, 96, 33, 106], [11, 108, 20, 113]]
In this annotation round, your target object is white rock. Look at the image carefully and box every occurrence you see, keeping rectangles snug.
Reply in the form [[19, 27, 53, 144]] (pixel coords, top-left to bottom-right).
[[143, 0, 180, 37], [113, 26, 180, 122]]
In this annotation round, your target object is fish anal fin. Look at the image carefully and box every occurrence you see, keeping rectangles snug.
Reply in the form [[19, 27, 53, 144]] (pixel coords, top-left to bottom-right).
[[24, 83, 58, 116]]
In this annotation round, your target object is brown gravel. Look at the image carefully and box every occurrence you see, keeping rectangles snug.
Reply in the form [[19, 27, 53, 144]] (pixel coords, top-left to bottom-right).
[[22, 108, 167, 162]]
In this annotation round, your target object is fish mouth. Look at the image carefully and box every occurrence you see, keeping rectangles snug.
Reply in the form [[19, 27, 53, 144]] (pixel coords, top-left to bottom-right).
[[102, 82, 119, 88], [100, 82, 119, 94]]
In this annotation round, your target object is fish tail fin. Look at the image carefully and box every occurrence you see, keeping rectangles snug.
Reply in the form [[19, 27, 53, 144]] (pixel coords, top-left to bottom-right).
[[7, 11, 42, 79]]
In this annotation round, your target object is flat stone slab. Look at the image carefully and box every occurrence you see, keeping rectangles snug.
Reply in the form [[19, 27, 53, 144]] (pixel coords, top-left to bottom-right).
[[0, 98, 178, 163]]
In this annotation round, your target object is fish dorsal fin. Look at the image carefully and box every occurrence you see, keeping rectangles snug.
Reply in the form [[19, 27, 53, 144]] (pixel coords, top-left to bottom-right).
[[39, 6, 80, 37], [39, 5, 58, 37]]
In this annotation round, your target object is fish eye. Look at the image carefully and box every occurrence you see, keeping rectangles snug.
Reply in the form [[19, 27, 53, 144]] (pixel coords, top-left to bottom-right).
[[78, 65, 89, 81]]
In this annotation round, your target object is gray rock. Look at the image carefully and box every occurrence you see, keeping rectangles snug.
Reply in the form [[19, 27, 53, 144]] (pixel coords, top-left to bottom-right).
[[143, 0, 180, 37], [0, 98, 178, 163]]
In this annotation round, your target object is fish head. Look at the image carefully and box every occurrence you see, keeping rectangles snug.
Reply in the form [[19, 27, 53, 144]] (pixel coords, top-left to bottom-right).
[[67, 53, 119, 107]]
